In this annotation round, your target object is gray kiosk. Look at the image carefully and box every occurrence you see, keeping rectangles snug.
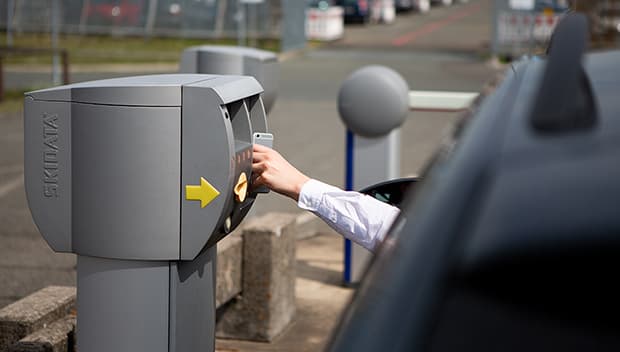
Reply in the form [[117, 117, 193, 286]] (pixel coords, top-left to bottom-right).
[[179, 45, 279, 113], [23, 74, 271, 352]]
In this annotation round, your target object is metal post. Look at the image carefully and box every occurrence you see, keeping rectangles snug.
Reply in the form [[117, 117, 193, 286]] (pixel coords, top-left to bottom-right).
[[528, 6, 536, 55], [51, 0, 61, 86], [0, 56, 4, 103], [344, 129, 401, 285], [249, 3, 257, 47], [61, 50, 70, 85], [237, 0, 247, 46], [239, 0, 265, 47], [145, 0, 159, 38], [79, 0, 91, 34], [342, 88, 479, 285], [491, 0, 498, 57], [7, 0, 15, 47], [338, 65, 410, 285], [214, 0, 227, 38], [343, 131, 354, 283]]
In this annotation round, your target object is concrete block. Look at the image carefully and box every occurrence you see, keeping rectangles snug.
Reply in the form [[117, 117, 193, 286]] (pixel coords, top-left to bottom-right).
[[215, 233, 243, 308], [0, 286, 75, 351], [8, 316, 76, 352], [216, 212, 297, 342]]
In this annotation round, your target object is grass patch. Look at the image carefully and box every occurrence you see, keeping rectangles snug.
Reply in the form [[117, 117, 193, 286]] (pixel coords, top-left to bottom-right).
[[0, 33, 281, 65], [0, 94, 26, 114], [0, 33, 282, 113], [0, 87, 50, 114]]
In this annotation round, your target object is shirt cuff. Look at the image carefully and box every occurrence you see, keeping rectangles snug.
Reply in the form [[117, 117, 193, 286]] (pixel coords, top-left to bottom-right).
[[297, 179, 342, 212]]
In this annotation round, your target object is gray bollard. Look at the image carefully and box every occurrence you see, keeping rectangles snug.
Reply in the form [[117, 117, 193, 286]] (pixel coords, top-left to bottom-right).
[[337, 65, 409, 285], [338, 65, 409, 138]]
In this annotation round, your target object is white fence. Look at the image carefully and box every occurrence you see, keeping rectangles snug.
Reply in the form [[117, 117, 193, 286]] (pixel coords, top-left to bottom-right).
[[492, 0, 569, 58]]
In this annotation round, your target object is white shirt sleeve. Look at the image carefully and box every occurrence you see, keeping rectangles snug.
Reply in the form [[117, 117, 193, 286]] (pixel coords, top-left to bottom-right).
[[297, 179, 400, 252]]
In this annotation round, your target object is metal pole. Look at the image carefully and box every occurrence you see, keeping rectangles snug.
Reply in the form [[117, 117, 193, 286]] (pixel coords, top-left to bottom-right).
[[51, 0, 61, 86], [250, 3, 257, 47], [491, 0, 498, 57], [79, 0, 91, 34], [7, 0, 15, 47], [237, 0, 247, 46], [528, 7, 535, 56], [215, 0, 228, 38], [344, 130, 354, 284], [145, 0, 159, 38], [344, 129, 401, 285], [61, 50, 70, 85], [0, 56, 4, 103]]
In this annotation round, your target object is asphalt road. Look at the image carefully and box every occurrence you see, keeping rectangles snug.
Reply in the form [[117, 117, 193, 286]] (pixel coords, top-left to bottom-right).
[[0, 0, 498, 308], [255, 0, 495, 215]]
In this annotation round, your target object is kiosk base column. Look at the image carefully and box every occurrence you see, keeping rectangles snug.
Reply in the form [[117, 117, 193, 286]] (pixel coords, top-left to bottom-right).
[[76, 246, 217, 352]]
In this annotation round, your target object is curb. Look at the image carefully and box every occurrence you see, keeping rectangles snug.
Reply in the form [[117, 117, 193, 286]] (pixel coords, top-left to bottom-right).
[[0, 286, 76, 351], [9, 316, 76, 352]]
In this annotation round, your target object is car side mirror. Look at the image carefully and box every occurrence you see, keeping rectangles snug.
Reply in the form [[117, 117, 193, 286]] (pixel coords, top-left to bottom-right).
[[359, 177, 418, 208]]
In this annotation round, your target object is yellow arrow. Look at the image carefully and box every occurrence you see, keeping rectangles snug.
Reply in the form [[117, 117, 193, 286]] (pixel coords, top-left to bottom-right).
[[185, 177, 220, 208]]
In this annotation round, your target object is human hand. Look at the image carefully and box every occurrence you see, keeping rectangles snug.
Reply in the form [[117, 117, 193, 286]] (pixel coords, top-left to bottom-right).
[[252, 144, 310, 201]]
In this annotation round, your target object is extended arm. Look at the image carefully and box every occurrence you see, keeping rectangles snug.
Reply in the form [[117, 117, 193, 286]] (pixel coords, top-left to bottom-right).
[[252, 144, 399, 252]]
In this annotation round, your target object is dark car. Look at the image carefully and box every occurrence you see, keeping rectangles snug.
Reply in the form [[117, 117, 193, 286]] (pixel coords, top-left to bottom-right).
[[84, 0, 143, 26], [395, 0, 430, 13], [328, 13, 620, 352], [335, 0, 370, 23], [394, 0, 414, 12], [535, 0, 570, 12], [308, 0, 335, 10], [431, 0, 453, 6]]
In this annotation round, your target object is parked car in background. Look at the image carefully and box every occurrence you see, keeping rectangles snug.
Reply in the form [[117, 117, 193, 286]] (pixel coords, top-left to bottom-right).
[[415, 0, 431, 13], [394, 0, 414, 12], [335, 0, 370, 23], [598, 0, 620, 34], [431, 0, 471, 6], [395, 0, 430, 13], [84, 0, 143, 26], [308, 0, 336, 10], [535, 0, 570, 11]]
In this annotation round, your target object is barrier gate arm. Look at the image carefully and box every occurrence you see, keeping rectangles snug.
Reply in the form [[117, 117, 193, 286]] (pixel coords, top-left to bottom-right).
[[409, 90, 480, 112]]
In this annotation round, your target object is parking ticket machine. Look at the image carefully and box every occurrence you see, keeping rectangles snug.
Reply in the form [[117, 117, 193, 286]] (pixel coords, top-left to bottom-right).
[[23, 74, 271, 352]]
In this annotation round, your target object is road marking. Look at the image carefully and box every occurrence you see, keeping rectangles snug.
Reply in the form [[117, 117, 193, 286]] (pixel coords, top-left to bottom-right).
[[392, 3, 482, 47], [0, 174, 23, 199]]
